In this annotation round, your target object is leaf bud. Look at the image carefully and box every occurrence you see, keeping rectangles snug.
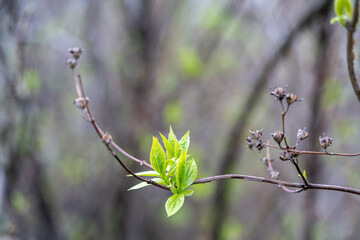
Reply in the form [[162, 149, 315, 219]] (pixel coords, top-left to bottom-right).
[[73, 97, 89, 109], [102, 132, 112, 145], [271, 131, 284, 144], [297, 128, 309, 141]]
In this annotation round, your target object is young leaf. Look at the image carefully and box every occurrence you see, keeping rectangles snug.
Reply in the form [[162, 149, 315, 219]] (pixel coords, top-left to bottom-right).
[[128, 178, 165, 191], [334, 0, 353, 26], [165, 193, 185, 217], [176, 150, 187, 192], [127, 171, 160, 177], [183, 159, 197, 189], [150, 137, 167, 177], [179, 130, 190, 152], [181, 189, 194, 196], [168, 126, 178, 147], [174, 139, 181, 160], [160, 132, 175, 159]]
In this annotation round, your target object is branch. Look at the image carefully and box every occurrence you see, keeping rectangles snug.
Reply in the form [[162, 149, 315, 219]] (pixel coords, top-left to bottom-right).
[[192, 174, 360, 195], [264, 143, 360, 157], [346, 0, 360, 101], [73, 71, 168, 191]]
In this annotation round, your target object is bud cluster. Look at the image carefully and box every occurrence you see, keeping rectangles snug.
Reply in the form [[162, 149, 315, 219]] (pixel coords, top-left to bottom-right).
[[66, 47, 84, 70], [247, 129, 264, 151], [271, 87, 300, 106]]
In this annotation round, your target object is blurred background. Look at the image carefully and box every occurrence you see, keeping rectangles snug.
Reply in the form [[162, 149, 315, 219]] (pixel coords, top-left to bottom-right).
[[1, 0, 360, 239]]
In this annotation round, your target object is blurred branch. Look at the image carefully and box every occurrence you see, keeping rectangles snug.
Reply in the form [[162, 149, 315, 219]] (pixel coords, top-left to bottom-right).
[[346, 0, 360, 101]]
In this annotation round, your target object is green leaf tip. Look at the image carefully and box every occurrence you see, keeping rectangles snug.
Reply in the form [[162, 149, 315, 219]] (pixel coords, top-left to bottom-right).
[[333, 0, 353, 26]]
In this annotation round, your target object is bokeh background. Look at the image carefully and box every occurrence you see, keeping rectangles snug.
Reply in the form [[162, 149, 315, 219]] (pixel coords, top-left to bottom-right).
[[1, 0, 360, 239]]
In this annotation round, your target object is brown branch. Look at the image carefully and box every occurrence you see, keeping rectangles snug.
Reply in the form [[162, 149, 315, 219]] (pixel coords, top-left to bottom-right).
[[346, 0, 360, 101], [291, 159, 309, 186], [192, 174, 360, 195], [264, 143, 360, 157], [73, 72, 168, 191]]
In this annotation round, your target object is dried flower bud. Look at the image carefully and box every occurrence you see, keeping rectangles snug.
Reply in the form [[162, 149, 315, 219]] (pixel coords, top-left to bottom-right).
[[271, 171, 279, 179], [246, 137, 254, 150], [102, 132, 112, 145], [66, 58, 77, 69], [279, 151, 290, 161], [249, 129, 263, 140], [68, 47, 84, 59], [319, 135, 333, 150], [286, 93, 297, 105], [297, 128, 309, 141], [255, 141, 264, 151], [271, 87, 287, 100], [271, 131, 284, 144], [73, 97, 89, 109]]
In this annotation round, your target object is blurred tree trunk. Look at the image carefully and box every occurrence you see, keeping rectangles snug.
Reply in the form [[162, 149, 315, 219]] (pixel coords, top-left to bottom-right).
[[210, 2, 331, 239], [302, 9, 332, 240]]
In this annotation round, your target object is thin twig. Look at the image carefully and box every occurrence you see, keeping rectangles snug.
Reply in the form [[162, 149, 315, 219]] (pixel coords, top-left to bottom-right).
[[193, 175, 360, 195], [264, 143, 360, 157], [346, 0, 360, 101], [74, 72, 168, 191], [291, 159, 309, 186], [265, 143, 304, 193]]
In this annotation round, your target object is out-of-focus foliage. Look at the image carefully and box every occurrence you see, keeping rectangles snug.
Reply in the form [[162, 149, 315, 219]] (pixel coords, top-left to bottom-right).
[[1, 0, 360, 240]]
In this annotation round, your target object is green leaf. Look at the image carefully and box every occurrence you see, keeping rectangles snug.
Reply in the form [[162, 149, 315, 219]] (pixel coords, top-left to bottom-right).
[[298, 170, 308, 181], [126, 171, 160, 177], [160, 132, 175, 159], [150, 137, 167, 177], [181, 189, 194, 197], [176, 150, 187, 192], [184, 159, 197, 189], [165, 193, 185, 217], [179, 131, 190, 152], [128, 178, 165, 191], [303, 170, 307, 180], [334, 0, 353, 26], [170, 186, 178, 194], [174, 140, 181, 160]]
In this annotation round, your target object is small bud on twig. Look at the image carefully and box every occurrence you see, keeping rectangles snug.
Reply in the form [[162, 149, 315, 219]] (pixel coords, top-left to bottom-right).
[[73, 97, 89, 109], [68, 47, 84, 59], [66, 58, 77, 69], [102, 132, 112, 145], [319, 135, 333, 151], [271, 131, 284, 144], [297, 128, 309, 141]]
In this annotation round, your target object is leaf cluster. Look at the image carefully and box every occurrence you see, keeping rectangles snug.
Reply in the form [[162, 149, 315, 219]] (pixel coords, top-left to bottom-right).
[[128, 126, 197, 217], [331, 0, 353, 26]]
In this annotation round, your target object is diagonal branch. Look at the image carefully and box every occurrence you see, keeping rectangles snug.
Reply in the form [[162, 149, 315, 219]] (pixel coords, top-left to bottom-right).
[[346, 0, 360, 101]]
